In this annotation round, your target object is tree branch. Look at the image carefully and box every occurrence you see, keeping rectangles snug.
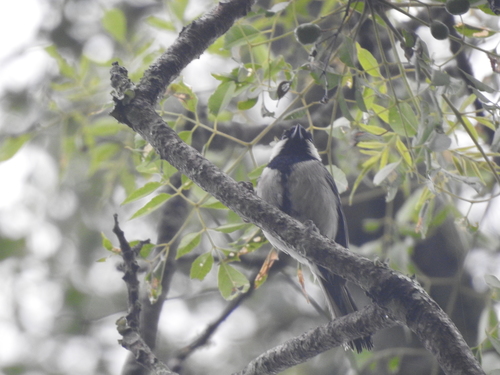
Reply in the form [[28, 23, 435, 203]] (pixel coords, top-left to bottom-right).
[[108, 0, 485, 374], [233, 304, 396, 375], [122, 175, 191, 375], [113, 215, 177, 375]]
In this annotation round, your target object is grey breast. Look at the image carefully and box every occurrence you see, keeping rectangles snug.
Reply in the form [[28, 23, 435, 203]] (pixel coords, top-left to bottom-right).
[[286, 161, 339, 239], [257, 167, 283, 208]]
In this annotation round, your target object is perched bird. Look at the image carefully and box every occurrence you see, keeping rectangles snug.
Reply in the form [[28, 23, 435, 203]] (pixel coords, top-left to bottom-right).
[[257, 124, 373, 353]]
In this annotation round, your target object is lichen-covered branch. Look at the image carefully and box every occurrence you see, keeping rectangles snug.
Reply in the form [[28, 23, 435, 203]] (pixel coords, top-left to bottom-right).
[[233, 304, 395, 375]]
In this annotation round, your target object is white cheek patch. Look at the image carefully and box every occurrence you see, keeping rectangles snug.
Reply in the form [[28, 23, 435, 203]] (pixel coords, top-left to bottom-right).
[[307, 141, 321, 160], [269, 139, 287, 161], [268, 136, 321, 161]]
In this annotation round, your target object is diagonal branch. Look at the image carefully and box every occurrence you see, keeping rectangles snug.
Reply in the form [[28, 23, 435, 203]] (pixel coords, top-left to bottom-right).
[[233, 304, 396, 375], [108, 0, 485, 374]]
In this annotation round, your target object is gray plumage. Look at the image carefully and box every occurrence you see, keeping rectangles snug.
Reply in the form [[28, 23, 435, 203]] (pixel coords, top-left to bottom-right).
[[259, 161, 340, 239]]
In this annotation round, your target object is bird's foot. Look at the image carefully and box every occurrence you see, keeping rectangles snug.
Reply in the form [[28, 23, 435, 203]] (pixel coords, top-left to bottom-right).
[[238, 181, 254, 193], [374, 257, 390, 267], [304, 219, 320, 234]]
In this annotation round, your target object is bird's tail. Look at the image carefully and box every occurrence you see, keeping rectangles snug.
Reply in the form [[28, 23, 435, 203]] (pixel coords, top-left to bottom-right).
[[318, 267, 373, 353]]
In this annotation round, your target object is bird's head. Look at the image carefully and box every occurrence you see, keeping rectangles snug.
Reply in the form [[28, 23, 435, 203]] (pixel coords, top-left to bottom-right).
[[269, 124, 321, 162]]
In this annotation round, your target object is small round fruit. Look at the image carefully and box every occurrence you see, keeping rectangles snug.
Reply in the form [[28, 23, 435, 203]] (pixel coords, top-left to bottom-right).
[[445, 0, 470, 15], [294, 23, 322, 45], [430, 21, 450, 40]]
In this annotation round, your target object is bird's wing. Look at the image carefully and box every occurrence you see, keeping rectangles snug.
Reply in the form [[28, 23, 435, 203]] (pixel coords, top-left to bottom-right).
[[324, 168, 349, 249]]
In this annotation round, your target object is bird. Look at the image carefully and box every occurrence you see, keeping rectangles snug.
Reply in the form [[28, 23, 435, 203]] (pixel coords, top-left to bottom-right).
[[256, 124, 373, 353]]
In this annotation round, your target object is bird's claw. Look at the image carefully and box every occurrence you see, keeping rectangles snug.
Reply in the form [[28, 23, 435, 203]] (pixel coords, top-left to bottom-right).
[[304, 219, 320, 234], [374, 257, 390, 267], [238, 181, 254, 193]]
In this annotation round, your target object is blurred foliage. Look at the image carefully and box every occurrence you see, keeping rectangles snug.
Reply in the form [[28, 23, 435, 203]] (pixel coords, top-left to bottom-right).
[[1, 0, 500, 374]]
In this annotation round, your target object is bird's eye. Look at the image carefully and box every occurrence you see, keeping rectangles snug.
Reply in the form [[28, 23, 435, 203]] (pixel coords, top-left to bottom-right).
[[281, 129, 292, 139]]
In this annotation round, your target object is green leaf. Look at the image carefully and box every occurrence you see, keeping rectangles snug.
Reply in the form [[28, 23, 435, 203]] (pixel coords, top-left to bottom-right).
[[492, 127, 500, 152], [461, 116, 479, 142], [337, 90, 354, 121], [363, 218, 382, 233], [338, 37, 356, 67], [284, 108, 307, 120], [402, 29, 417, 48], [350, 1, 365, 13], [311, 71, 341, 90], [485, 274, 500, 289], [389, 103, 418, 137], [0, 134, 31, 162], [388, 356, 401, 372], [329, 165, 348, 194], [372, 103, 390, 124], [190, 252, 214, 280], [145, 257, 166, 304], [146, 16, 175, 31], [122, 181, 164, 205], [218, 263, 250, 300], [356, 44, 382, 78], [442, 170, 484, 193], [359, 123, 388, 136], [132, 155, 164, 176], [248, 164, 266, 181], [267, 1, 290, 14], [102, 9, 127, 43], [355, 86, 368, 112], [169, 0, 189, 22], [201, 200, 228, 210], [487, 332, 500, 354], [135, 159, 161, 175], [129, 193, 171, 220], [459, 93, 478, 111], [454, 23, 496, 38], [178, 130, 193, 145], [120, 169, 137, 197], [373, 160, 401, 186], [45, 45, 75, 78], [237, 97, 258, 110], [140, 243, 156, 258], [460, 69, 495, 93], [214, 223, 250, 233], [395, 138, 413, 166], [431, 70, 451, 87], [428, 132, 451, 152], [84, 121, 123, 136], [101, 232, 114, 251], [208, 81, 236, 115], [0, 237, 25, 260], [176, 232, 202, 258], [357, 141, 385, 149], [169, 81, 198, 112], [478, 3, 497, 15], [224, 24, 260, 49], [89, 143, 121, 174]]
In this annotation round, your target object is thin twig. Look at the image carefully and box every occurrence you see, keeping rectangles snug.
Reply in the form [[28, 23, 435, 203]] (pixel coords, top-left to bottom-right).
[[113, 214, 177, 375]]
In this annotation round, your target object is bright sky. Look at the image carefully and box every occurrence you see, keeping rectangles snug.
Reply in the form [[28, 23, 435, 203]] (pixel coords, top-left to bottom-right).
[[0, 0, 47, 94]]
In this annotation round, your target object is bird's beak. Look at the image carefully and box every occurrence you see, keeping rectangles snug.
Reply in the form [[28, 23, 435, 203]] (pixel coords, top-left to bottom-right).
[[291, 124, 303, 140]]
